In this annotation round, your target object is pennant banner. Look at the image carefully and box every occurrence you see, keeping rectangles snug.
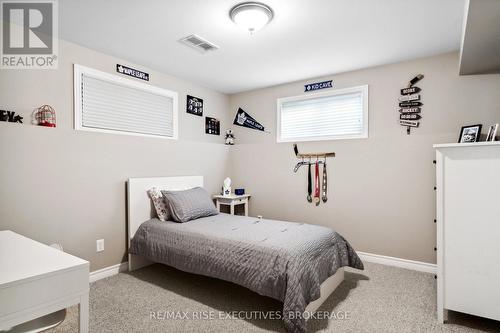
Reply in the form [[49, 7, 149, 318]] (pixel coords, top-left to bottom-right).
[[233, 108, 265, 132]]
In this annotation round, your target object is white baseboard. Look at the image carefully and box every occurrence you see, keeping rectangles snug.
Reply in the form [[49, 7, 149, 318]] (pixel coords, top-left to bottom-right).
[[88, 252, 435, 283], [89, 262, 128, 283], [357, 251, 437, 274]]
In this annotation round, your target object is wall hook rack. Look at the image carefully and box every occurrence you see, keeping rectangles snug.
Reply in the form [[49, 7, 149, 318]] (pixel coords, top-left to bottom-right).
[[292, 144, 335, 172], [293, 143, 335, 159]]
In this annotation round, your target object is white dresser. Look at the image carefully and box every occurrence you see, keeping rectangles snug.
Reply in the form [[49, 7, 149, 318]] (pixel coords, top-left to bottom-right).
[[435, 142, 500, 323], [0, 230, 89, 332]]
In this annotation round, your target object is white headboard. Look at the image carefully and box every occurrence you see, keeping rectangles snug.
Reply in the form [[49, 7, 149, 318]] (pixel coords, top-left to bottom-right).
[[127, 176, 203, 270]]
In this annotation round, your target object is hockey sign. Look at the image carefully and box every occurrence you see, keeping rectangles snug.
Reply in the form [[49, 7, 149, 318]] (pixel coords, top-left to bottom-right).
[[399, 107, 421, 114], [398, 74, 424, 135]]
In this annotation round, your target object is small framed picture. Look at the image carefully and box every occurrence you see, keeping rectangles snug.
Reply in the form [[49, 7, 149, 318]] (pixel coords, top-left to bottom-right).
[[486, 123, 498, 142], [458, 124, 482, 143], [205, 117, 220, 136], [186, 95, 203, 116]]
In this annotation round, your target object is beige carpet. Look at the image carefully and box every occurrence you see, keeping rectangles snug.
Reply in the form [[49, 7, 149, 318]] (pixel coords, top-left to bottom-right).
[[48, 262, 500, 332]]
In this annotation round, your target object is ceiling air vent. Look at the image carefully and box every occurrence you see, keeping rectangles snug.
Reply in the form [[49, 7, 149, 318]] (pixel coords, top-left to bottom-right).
[[179, 34, 219, 53]]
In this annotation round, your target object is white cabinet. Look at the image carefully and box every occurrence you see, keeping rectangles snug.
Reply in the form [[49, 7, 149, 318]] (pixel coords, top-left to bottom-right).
[[435, 142, 500, 323]]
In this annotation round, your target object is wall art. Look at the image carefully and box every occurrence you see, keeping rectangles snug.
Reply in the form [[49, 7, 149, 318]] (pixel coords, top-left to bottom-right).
[[187, 95, 203, 116], [304, 80, 333, 92], [233, 108, 267, 132], [205, 117, 220, 135], [0, 109, 23, 123], [399, 74, 424, 134], [116, 64, 149, 81]]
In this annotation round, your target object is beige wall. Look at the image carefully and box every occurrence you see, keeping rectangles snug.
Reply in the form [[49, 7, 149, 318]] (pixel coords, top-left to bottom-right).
[[2, 46, 500, 271], [0, 40, 231, 271], [228, 52, 500, 264]]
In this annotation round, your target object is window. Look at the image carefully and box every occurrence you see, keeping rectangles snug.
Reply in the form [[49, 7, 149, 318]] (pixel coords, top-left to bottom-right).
[[277, 85, 368, 142], [74, 64, 178, 139]]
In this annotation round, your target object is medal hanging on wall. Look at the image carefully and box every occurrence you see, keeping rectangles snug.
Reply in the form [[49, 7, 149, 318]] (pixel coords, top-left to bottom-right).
[[314, 161, 321, 206], [307, 162, 312, 203], [322, 160, 328, 203], [293, 144, 334, 206], [304, 157, 328, 205]]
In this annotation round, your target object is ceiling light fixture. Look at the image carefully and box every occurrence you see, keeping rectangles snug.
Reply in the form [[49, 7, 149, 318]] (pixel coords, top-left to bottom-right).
[[230, 2, 274, 34]]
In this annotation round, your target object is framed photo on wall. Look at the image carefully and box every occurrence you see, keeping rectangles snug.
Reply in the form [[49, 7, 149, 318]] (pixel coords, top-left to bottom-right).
[[205, 117, 220, 135], [186, 95, 203, 116], [458, 124, 482, 143], [486, 123, 498, 142]]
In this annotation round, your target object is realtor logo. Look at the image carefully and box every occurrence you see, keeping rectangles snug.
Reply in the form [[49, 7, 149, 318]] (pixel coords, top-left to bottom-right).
[[1, 0, 58, 69]]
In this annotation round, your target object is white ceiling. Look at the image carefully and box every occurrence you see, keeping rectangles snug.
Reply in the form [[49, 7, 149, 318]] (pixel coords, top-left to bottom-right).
[[59, 0, 465, 94]]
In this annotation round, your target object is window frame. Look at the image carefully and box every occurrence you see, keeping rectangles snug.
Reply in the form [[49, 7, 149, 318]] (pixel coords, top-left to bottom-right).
[[276, 85, 369, 143], [73, 64, 179, 140]]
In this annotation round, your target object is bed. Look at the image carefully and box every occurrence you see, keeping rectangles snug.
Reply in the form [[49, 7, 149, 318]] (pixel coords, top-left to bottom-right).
[[127, 176, 363, 333]]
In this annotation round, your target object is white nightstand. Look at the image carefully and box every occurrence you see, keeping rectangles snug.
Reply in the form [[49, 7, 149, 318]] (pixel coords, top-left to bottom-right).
[[213, 194, 251, 216]]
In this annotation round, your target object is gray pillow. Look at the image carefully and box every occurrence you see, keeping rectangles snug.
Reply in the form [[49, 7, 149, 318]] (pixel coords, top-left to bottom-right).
[[161, 187, 218, 223]]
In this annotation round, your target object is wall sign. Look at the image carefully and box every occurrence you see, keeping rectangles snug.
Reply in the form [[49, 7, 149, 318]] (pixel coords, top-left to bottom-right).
[[186, 95, 203, 116], [400, 87, 421, 95], [400, 120, 419, 127], [233, 108, 266, 132], [116, 64, 149, 81], [0, 109, 23, 123], [399, 101, 422, 108], [398, 93, 420, 102], [400, 113, 421, 120], [399, 107, 421, 114], [205, 117, 220, 135], [304, 80, 333, 92], [398, 74, 424, 135]]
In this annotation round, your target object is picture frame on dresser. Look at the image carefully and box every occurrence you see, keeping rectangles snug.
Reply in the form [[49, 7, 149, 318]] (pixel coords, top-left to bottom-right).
[[458, 124, 482, 143], [486, 124, 498, 142]]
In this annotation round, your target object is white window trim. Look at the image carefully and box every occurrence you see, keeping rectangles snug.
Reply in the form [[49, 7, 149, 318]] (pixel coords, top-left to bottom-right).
[[276, 85, 369, 143], [73, 64, 179, 140]]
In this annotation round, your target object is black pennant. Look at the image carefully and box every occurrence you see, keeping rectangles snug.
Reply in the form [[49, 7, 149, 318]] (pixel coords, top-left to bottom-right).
[[233, 108, 265, 132]]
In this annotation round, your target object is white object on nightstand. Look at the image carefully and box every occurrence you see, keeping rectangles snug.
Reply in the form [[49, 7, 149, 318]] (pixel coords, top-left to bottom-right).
[[0, 230, 89, 333], [213, 194, 251, 216]]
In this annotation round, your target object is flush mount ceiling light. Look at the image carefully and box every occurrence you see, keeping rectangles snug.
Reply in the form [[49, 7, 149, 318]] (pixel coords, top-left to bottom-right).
[[230, 2, 274, 33]]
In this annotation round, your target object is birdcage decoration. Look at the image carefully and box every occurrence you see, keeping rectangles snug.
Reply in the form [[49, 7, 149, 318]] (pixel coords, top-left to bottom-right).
[[33, 105, 56, 127]]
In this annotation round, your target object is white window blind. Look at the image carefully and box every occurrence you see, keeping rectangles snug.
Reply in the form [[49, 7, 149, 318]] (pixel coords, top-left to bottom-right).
[[277, 85, 368, 142], [74, 65, 178, 139]]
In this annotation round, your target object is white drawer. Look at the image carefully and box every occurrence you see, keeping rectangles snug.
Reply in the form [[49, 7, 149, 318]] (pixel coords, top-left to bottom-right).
[[0, 265, 89, 318]]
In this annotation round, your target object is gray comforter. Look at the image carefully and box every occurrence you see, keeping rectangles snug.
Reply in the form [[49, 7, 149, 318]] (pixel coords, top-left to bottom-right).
[[130, 213, 363, 332]]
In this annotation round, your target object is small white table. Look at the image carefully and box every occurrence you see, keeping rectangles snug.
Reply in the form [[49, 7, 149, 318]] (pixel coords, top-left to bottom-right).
[[213, 194, 251, 216], [0, 230, 89, 332]]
